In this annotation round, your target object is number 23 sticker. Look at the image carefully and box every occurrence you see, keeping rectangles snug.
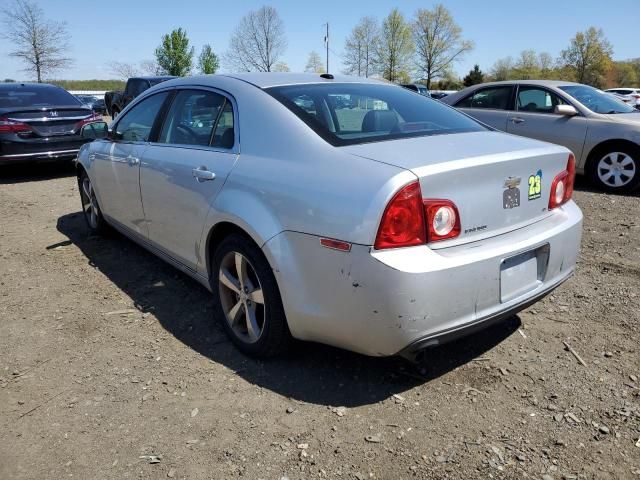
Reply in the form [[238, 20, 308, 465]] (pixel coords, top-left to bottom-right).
[[528, 170, 542, 200]]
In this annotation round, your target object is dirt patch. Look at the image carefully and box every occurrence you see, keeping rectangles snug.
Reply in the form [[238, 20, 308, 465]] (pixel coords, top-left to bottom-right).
[[0, 164, 639, 479]]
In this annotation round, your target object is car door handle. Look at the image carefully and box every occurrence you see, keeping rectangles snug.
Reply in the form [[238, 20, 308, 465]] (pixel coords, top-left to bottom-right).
[[192, 167, 216, 181], [510, 117, 525, 124], [126, 155, 139, 166]]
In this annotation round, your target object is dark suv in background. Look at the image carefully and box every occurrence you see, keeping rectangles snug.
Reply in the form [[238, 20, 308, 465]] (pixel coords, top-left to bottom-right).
[[0, 83, 101, 165]]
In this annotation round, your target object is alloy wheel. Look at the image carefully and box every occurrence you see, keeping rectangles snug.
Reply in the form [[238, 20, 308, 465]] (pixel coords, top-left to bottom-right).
[[218, 251, 265, 344], [597, 152, 636, 188], [81, 176, 99, 229]]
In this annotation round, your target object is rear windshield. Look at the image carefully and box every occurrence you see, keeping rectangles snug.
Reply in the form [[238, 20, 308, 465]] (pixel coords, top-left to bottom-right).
[[0, 86, 81, 108], [266, 83, 486, 146]]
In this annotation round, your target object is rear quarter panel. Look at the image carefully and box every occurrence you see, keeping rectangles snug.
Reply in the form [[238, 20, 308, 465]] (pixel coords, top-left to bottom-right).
[[197, 77, 412, 273]]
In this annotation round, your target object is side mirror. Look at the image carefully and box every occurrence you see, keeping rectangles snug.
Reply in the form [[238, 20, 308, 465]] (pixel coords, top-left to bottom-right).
[[80, 121, 109, 140], [554, 104, 578, 116]]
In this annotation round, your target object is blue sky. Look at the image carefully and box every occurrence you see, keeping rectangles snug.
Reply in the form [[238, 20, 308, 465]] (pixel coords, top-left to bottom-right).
[[0, 0, 637, 80]]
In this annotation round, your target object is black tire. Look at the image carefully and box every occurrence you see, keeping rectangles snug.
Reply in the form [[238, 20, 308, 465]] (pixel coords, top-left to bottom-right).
[[78, 170, 108, 234], [588, 144, 640, 193], [211, 233, 292, 358]]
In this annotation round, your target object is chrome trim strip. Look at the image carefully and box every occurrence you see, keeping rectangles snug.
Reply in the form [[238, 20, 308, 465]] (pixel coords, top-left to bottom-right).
[[7, 116, 91, 122], [0, 149, 79, 159]]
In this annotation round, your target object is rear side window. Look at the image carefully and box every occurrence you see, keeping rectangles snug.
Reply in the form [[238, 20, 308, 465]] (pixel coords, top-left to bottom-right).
[[267, 83, 485, 147], [211, 101, 234, 149], [159, 90, 225, 146], [115, 92, 168, 142], [0, 86, 80, 108], [456, 86, 513, 110]]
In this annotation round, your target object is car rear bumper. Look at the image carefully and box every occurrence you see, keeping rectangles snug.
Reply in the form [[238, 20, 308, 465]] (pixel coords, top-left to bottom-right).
[[263, 201, 583, 357]]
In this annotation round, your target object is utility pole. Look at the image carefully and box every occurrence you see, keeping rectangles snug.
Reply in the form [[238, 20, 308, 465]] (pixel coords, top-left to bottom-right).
[[324, 22, 329, 73]]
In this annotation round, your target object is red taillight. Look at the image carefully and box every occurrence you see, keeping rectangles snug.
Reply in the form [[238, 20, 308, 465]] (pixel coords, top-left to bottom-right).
[[0, 117, 32, 134], [374, 181, 426, 250], [374, 182, 461, 249], [632, 94, 640, 99], [424, 200, 461, 241], [74, 113, 103, 131], [549, 153, 575, 210]]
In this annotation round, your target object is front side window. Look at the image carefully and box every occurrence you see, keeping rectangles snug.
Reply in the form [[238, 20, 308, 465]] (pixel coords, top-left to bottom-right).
[[159, 90, 225, 146], [560, 85, 635, 114], [267, 83, 485, 146], [517, 87, 566, 114], [114, 92, 168, 142], [456, 86, 513, 110]]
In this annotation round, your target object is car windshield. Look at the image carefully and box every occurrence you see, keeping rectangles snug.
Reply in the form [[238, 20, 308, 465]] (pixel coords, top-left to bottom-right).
[[266, 83, 486, 146], [0, 86, 81, 108], [559, 85, 635, 114]]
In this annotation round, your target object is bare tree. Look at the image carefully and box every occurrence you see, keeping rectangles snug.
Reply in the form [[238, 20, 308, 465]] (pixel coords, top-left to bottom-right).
[[108, 61, 140, 80], [272, 62, 290, 72], [342, 16, 379, 77], [490, 56, 515, 81], [1, 0, 72, 82], [139, 59, 164, 75], [412, 4, 473, 89], [305, 51, 325, 73], [225, 6, 287, 72], [376, 9, 414, 83]]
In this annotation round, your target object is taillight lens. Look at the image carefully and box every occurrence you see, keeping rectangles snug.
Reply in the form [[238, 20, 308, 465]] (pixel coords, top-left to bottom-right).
[[374, 181, 426, 250], [374, 182, 462, 249], [424, 200, 461, 241], [549, 153, 575, 210], [74, 113, 103, 131], [0, 117, 32, 134]]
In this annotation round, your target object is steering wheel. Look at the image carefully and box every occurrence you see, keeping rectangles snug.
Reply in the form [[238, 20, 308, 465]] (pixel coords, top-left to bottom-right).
[[175, 124, 199, 143]]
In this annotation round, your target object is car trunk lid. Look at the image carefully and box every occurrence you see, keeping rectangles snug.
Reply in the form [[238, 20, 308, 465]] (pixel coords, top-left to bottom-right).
[[1, 106, 93, 137], [343, 131, 571, 246]]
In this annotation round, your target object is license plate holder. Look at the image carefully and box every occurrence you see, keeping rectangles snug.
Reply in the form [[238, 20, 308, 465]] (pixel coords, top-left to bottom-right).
[[500, 245, 549, 303]]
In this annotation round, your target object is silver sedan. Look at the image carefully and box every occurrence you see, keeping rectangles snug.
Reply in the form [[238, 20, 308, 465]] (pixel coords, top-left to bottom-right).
[[75, 73, 583, 359], [443, 80, 640, 192]]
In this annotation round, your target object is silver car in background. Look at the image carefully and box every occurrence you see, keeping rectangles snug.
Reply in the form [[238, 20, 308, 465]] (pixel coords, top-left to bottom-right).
[[75, 73, 582, 359], [444, 80, 640, 192]]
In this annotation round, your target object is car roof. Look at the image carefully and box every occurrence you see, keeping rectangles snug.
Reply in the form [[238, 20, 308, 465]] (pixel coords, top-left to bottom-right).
[[466, 79, 583, 88], [132, 76, 176, 81], [0, 82, 64, 90], [165, 72, 384, 89]]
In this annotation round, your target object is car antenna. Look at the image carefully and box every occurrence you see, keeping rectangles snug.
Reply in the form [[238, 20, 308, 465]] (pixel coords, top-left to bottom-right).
[[320, 73, 334, 80]]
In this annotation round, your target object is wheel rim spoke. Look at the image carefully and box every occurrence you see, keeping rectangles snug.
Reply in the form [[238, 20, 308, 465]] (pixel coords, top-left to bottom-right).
[[235, 252, 247, 290], [620, 156, 633, 167], [219, 267, 241, 294], [248, 288, 264, 304], [245, 304, 260, 342], [82, 180, 91, 200], [227, 300, 243, 327]]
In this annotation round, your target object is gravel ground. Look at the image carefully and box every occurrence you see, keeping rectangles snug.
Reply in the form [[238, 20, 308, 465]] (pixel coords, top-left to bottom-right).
[[0, 163, 638, 480]]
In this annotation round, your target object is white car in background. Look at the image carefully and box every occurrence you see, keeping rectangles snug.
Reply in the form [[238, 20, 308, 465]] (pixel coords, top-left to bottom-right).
[[605, 88, 640, 109]]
